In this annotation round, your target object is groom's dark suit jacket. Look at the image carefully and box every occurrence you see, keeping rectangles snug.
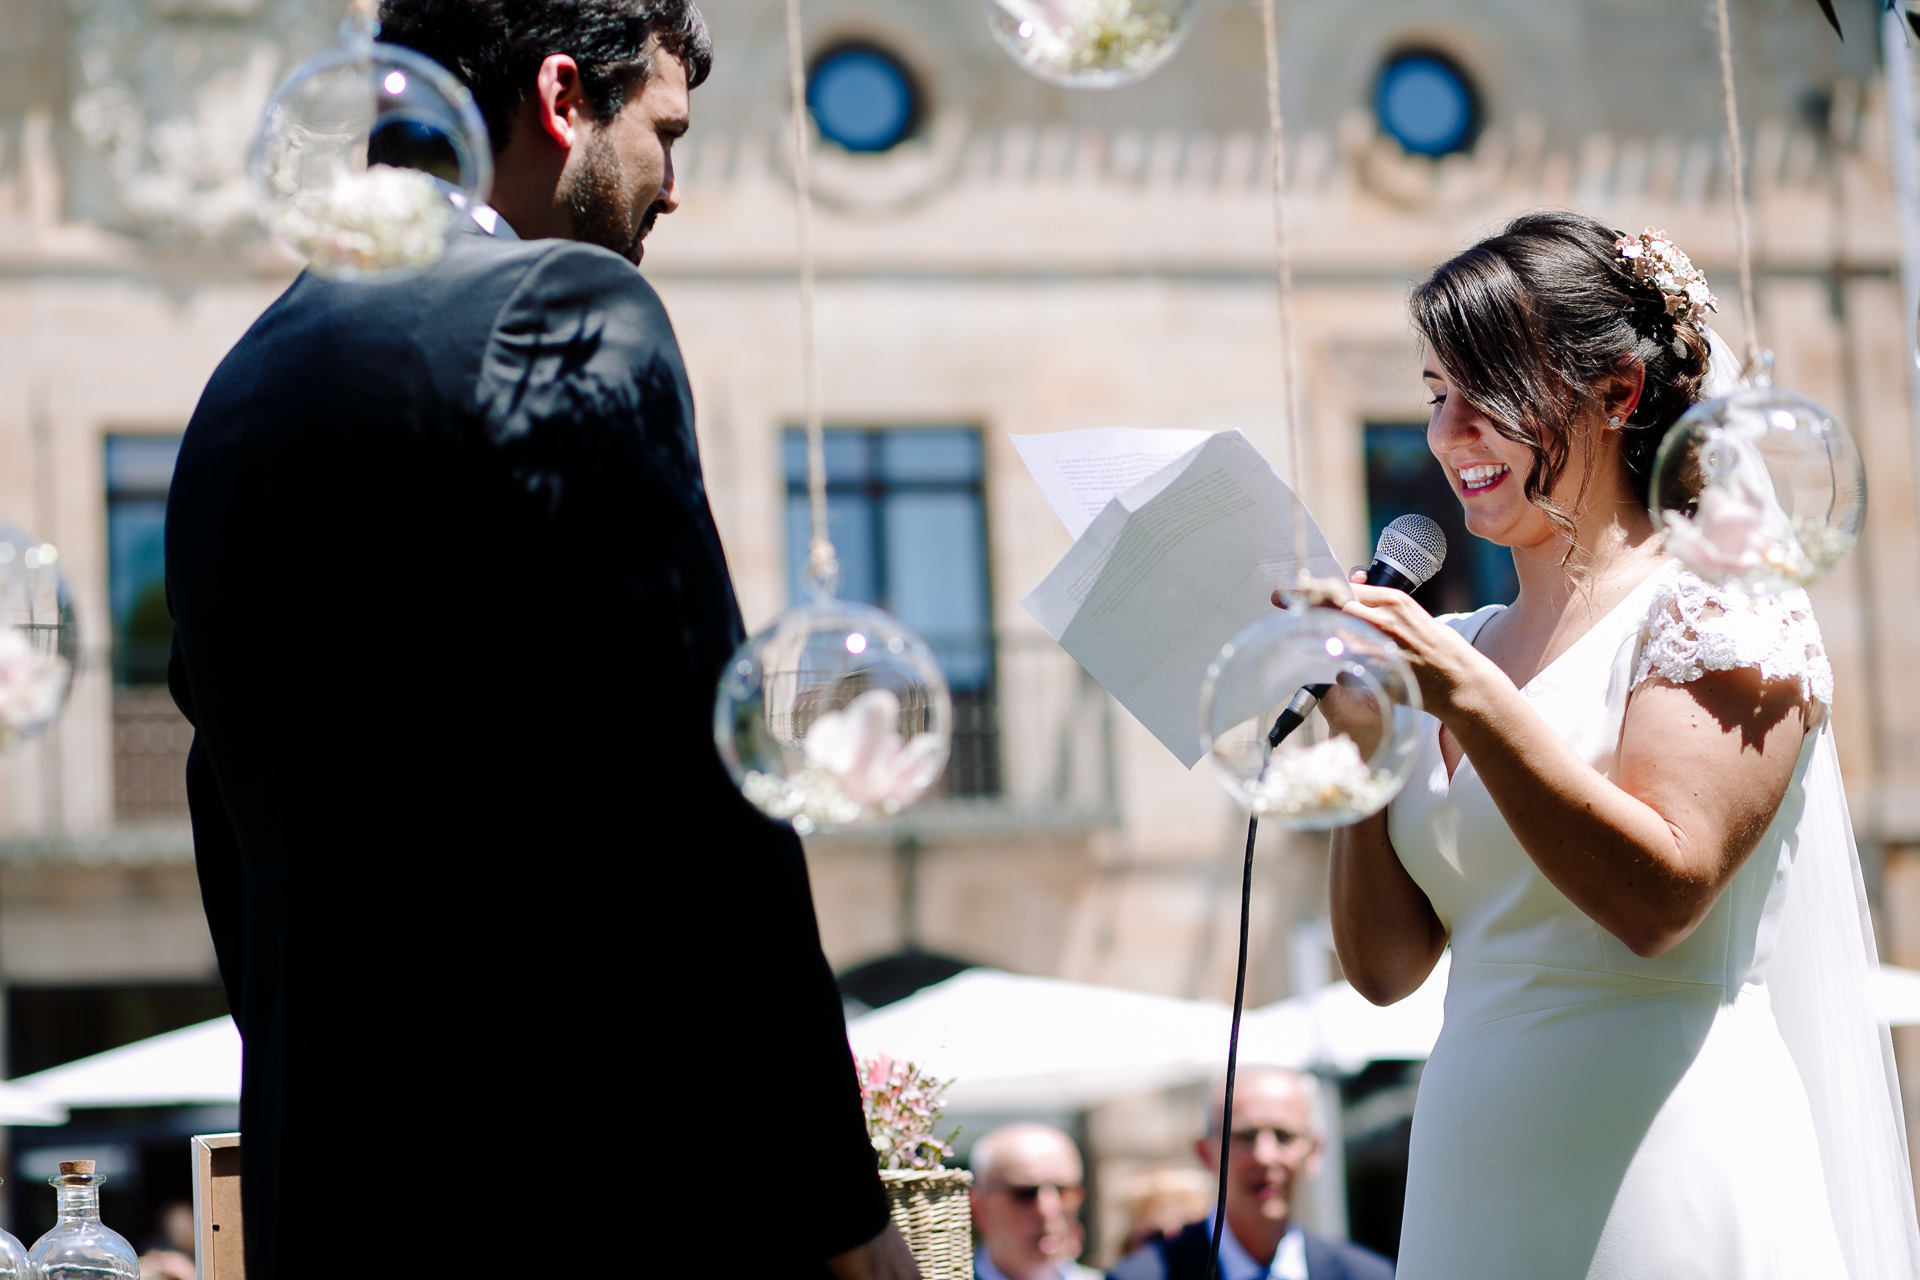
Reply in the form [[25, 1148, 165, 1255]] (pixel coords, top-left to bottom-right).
[[167, 228, 886, 1276]]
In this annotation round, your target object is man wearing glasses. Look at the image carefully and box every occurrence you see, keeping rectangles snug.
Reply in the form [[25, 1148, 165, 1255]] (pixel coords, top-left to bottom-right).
[[971, 1124, 1104, 1280], [1109, 1067, 1393, 1280]]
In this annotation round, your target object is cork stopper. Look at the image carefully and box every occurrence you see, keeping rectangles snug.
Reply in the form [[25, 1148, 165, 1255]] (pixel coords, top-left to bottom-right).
[[57, 1161, 95, 1182]]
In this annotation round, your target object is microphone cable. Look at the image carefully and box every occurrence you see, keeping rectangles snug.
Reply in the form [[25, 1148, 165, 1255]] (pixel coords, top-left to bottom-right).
[[1205, 514, 1445, 1280]]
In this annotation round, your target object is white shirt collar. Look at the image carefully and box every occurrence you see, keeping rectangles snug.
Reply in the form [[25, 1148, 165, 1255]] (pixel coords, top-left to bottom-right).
[[1215, 1220, 1308, 1280], [466, 201, 514, 238], [433, 176, 519, 240], [972, 1247, 1085, 1280]]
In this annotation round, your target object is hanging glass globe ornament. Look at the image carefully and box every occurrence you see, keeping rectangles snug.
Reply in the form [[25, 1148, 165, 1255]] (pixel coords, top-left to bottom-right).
[[1650, 357, 1865, 595], [715, 586, 953, 836], [0, 526, 78, 755], [1198, 605, 1421, 830], [249, 7, 491, 281], [986, 0, 1198, 88]]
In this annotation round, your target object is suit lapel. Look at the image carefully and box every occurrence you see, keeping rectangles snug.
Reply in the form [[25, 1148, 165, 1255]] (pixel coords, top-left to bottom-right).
[[1299, 1231, 1344, 1280]]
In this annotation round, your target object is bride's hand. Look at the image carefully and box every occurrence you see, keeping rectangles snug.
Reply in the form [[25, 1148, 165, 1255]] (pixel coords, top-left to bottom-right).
[[1320, 676, 1386, 758], [1272, 569, 1498, 726], [1273, 571, 1383, 751]]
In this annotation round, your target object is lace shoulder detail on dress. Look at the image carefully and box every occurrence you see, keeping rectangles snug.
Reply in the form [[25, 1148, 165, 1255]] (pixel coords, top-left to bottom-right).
[[1633, 570, 1833, 715]]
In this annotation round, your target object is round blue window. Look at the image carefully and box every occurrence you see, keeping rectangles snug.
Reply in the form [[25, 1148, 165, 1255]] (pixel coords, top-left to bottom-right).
[[1375, 52, 1478, 157], [807, 45, 920, 154]]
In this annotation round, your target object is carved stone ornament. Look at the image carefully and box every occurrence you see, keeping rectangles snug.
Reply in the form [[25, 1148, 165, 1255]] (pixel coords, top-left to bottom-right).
[[778, 110, 972, 215], [65, 0, 340, 242]]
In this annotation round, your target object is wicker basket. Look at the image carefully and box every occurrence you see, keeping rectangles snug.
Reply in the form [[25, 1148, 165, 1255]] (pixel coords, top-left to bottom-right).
[[880, 1167, 974, 1280]]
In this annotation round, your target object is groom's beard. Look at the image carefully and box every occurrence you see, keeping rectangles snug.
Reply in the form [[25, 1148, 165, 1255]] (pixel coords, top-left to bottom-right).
[[562, 129, 646, 264]]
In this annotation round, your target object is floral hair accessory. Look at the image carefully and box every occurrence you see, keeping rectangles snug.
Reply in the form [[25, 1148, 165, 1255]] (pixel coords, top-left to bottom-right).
[[1615, 227, 1718, 328]]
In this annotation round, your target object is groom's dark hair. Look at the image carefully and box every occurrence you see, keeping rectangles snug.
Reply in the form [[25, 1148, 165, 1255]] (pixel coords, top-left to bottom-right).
[[379, 0, 711, 155]]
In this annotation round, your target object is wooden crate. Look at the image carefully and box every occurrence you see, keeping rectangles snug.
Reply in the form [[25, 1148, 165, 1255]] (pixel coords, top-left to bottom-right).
[[191, 1133, 242, 1280]]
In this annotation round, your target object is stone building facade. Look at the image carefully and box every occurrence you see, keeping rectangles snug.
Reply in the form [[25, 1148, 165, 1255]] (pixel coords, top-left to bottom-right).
[[0, 0, 1916, 1257]]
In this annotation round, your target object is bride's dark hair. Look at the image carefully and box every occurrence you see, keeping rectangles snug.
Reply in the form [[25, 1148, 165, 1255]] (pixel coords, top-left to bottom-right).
[[1409, 210, 1711, 556]]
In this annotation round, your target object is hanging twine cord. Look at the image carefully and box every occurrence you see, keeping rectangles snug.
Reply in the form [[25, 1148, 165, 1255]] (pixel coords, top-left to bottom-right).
[[1259, 0, 1310, 578], [343, 0, 379, 41], [1261, 0, 1302, 493], [1713, 0, 1763, 372], [784, 0, 834, 586]]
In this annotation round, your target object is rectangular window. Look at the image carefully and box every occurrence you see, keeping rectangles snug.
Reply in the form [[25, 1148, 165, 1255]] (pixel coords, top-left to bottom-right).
[[1364, 423, 1517, 616], [105, 435, 183, 686], [783, 427, 1000, 797]]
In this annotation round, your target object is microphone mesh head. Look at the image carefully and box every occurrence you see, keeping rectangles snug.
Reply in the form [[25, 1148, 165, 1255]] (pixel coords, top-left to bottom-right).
[[1376, 514, 1448, 588]]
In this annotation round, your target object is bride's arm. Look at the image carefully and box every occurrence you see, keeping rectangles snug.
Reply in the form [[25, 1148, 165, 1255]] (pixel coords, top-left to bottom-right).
[[1304, 574, 1449, 1003], [1341, 583, 1807, 959], [1330, 811, 1448, 1005]]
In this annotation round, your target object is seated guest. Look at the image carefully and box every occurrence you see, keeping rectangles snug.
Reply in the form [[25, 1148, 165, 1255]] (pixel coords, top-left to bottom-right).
[[971, 1124, 1103, 1280], [1108, 1068, 1392, 1280]]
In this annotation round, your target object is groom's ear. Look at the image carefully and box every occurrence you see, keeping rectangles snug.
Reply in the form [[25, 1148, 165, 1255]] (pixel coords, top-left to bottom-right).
[[530, 54, 591, 152]]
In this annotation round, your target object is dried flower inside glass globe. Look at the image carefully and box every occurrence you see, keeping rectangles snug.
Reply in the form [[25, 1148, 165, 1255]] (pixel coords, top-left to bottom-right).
[[1650, 373, 1865, 596], [1198, 607, 1422, 829], [715, 600, 952, 836], [986, 0, 1197, 88], [0, 526, 78, 754], [249, 16, 491, 281]]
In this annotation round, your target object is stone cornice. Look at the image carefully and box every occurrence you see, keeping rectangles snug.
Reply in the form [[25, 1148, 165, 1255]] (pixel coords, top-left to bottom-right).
[[643, 79, 1895, 281]]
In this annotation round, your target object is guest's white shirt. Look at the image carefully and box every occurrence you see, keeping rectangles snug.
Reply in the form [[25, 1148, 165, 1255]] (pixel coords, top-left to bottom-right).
[[1216, 1221, 1308, 1280], [973, 1246, 1103, 1280]]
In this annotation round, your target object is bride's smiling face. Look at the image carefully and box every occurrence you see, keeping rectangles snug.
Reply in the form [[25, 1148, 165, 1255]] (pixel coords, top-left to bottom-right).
[[1424, 357, 1562, 550]]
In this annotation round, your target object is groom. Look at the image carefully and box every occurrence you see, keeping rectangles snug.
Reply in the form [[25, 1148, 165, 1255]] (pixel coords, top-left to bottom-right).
[[166, 3, 909, 1276]]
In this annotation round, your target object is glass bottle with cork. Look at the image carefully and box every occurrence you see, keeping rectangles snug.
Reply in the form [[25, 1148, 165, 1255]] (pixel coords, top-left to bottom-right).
[[0, 1178, 25, 1279], [28, 1159, 138, 1279]]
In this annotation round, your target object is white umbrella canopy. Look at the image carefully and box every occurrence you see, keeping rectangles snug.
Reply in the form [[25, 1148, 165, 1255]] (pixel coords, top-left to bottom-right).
[[12, 1016, 239, 1108], [847, 957, 1920, 1114], [1236, 952, 1451, 1075], [847, 970, 1231, 1111], [1875, 964, 1920, 1027], [0, 1083, 67, 1126], [1239, 955, 1920, 1075]]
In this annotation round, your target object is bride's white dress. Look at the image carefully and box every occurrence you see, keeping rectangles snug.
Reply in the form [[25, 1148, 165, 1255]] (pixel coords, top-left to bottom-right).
[[1386, 559, 1917, 1279]]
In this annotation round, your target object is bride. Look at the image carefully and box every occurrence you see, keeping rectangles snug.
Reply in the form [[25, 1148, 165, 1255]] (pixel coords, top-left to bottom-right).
[[1312, 211, 1920, 1278]]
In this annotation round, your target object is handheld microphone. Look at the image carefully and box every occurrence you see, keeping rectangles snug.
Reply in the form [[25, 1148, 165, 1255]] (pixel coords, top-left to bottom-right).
[[1266, 514, 1448, 748]]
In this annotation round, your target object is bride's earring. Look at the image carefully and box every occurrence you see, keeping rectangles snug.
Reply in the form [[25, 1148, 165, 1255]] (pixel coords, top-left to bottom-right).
[[1607, 415, 1623, 428]]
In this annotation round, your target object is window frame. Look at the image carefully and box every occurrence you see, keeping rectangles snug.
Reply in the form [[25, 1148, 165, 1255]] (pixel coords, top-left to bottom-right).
[[1373, 48, 1481, 159], [781, 424, 1002, 798], [805, 41, 924, 154], [1362, 420, 1517, 616], [103, 433, 185, 687]]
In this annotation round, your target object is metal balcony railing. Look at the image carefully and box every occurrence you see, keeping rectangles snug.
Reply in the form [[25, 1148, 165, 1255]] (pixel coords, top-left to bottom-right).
[[102, 631, 1118, 835], [901, 631, 1119, 836], [112, 687, 193, 822]]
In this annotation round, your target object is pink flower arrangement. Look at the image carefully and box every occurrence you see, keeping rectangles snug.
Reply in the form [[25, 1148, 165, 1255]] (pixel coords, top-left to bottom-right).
[[858, 1054, 958, 1171], [0, 625, 69, 751], [805, 689, 946, 810]]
